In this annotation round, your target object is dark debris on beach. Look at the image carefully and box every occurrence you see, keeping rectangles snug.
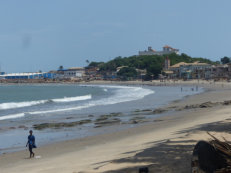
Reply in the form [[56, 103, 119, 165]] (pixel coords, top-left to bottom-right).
[[100, 120, 231, 173]]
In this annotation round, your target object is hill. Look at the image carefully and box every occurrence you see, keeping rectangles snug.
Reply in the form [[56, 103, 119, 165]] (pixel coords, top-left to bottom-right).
[[88, 53, 217, 80]]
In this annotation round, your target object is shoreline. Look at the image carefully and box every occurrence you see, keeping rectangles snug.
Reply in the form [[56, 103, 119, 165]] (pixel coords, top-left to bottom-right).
[[1, 81, 231, 172], [0, 78, 230, 85], [0, 83, 201, 154]]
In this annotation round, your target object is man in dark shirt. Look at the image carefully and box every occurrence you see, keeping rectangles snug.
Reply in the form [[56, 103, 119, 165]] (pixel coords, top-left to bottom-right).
[[26, 130, 36, 158]]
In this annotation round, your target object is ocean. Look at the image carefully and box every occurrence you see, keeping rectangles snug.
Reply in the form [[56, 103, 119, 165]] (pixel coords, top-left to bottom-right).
[[0, 84, 203, 153]]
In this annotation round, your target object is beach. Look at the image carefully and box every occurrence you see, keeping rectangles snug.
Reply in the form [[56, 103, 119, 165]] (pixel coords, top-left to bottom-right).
[[1, 80, 231, 172]]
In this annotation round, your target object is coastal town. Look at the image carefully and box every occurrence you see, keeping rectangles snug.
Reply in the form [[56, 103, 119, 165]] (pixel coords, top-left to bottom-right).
[[0, 45, 230, 83], [3, 1, 231, 172]]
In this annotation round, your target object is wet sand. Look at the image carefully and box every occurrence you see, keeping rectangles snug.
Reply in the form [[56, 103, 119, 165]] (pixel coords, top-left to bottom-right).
[[1, 80, 231, 173]]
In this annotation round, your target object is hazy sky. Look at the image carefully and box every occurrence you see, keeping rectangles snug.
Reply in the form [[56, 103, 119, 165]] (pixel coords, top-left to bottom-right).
[[0, 0, 231, 72]]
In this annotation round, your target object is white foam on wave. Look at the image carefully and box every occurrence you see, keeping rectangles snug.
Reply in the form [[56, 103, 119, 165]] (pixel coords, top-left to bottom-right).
[[52, 95, 91, 102], [0, 113, 25, 121], [0, 95, 92, 110], [28, 85, 155, 115], [0, 86, 154, 120], [0, 100, 48, 110]]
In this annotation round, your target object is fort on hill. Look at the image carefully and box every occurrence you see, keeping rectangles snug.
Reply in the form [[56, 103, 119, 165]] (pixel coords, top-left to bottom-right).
[[139, 45, 179, 56]]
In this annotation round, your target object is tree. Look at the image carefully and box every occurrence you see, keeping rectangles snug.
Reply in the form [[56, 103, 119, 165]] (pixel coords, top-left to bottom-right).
[[221, 57, 230, 64], [86, 60, 89, 65], [88, 61, 104, 67], [117, 67, 138, 80], [58, 65, 64, 71], [147, 64, 162, 79]]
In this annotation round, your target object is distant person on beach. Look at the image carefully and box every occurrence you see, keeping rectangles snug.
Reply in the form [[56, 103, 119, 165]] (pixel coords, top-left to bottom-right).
[[26, 130, 36, 158]]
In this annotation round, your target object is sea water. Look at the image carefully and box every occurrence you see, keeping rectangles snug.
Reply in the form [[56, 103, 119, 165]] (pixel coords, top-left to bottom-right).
[[0, 84, 203, 153]]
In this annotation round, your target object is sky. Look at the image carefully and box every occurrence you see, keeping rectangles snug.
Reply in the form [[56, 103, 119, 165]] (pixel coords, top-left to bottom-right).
[[0, 0, 231, 73]]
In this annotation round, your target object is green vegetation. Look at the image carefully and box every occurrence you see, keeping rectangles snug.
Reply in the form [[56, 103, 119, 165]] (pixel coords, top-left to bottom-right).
[[88, 53, 216, 80], [168, 53, 215, 65], [88, 61, 104, 67], [220, 56, 231, 64], [117, 67, 137, 80]]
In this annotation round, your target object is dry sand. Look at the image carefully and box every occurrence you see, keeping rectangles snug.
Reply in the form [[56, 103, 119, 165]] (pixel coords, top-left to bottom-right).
[[1, 80, 231, 173]]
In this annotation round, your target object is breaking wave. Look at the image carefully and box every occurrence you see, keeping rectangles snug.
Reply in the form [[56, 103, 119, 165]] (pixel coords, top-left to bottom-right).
[[0, 95, 92, 110], [0, 85, 154, 120], [51, 95, 91, 102], [27, 85, 155, 115], [0, 113, 25, 121]]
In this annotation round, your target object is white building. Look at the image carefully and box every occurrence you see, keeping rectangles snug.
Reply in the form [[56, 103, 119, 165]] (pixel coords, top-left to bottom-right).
[[0, 72, 55, 80], [63, 67, 85, 79], [139, 45, 179, 56]]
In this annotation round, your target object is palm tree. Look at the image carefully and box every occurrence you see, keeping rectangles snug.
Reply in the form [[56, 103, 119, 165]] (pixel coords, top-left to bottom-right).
[[86, 60, 90, 65]]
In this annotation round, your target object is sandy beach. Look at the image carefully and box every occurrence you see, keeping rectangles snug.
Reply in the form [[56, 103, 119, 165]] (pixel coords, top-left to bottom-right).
[[1, 80, 231, 173]]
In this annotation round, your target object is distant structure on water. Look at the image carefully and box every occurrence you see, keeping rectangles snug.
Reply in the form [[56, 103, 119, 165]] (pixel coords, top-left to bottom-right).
[[139, 45, 179, 56]]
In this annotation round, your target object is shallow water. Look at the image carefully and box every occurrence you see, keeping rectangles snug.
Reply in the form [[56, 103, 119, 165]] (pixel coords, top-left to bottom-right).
[[0, 84, 203, 153]]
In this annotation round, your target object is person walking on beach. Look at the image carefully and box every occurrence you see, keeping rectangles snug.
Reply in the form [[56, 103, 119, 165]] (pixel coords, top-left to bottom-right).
[[26, 130, 36, 158]]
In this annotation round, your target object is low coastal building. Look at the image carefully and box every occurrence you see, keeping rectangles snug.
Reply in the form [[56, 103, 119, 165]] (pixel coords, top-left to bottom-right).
[[85, 67, 99, 76], [116, 66, 128, 73], [136, 69, 147, 76], [139, 45, 179, 56], [42, 72, 56, 79], [178, 62, 211, 79], [56, 67, 85, 79], [103, 71, 117, 80], [85, 67, 102, 80], [0, 72, 55, 80], [211, 64, 231, 79], [64, 67, 85, 78], [163, 62, 187, 79], [163, 61, 212, 79]]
